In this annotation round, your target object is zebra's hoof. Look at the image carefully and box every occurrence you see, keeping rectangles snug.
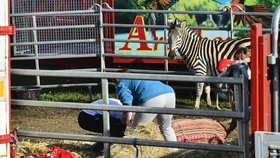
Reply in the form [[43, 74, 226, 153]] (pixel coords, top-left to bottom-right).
[[215, 104, 222, 110]]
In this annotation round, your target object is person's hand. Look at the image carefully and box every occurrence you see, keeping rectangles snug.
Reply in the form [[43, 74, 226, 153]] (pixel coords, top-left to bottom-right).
[[127, 112, 135, 124], [121, 112, 135, 125]]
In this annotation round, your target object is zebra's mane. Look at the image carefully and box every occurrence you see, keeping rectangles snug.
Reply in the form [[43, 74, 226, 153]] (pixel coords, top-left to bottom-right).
[[171, 19, 203, 40], [184, 26, 203, 40]]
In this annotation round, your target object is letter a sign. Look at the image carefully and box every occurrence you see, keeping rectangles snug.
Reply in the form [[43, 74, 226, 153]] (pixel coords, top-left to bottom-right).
[[119, 16, 153, 51], [117, 15, 164, 53]]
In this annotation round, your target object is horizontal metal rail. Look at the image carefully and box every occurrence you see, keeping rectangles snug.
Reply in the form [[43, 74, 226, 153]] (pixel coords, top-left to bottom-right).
[[105, 68, 193, 75], [102, 23, 271, 32], [11, 54, 99, 60], [10, 10, 99, 17], [12, 100, 244, 119], [11, 39, 97, 46], [15, 24, 97, 31], [102, 8, 273, 16], [102, 53, 170, 59], [11, 69, 243, 84], [12, 83, 100, 89], [16, 130, 244, 153], [102, 38, 167, 44]]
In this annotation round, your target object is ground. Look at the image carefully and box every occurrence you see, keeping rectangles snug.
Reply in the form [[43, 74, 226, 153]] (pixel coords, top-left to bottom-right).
[[11, 105, 241, 158]]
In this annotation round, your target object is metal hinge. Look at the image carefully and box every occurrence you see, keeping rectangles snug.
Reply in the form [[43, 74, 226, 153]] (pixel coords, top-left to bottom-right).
[[0, 25, 16, 35]]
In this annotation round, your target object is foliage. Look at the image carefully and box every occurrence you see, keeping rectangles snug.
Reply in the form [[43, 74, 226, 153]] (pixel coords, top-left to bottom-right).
[[257, 0, 279, 10], [114, 0, 222, 29]]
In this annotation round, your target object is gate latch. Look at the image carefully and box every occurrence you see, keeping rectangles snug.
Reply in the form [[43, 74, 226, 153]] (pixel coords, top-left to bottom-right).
[[0, 130, 19, 146], [0, 25, 16, 35]]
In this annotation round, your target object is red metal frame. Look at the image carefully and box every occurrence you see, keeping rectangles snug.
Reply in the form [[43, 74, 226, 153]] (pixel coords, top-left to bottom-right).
[[258, 34, 272, 131], [251, 24, 272, 133], [251, 24, 261, 133], [103, 0, 115, 54], [250, 23, 273, 158]]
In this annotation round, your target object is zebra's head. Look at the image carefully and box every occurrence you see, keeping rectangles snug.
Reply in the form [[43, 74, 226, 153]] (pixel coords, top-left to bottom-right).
[[167, 19, 186, 59]]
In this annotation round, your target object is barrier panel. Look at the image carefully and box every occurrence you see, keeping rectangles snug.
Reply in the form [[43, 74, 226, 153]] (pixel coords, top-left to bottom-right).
[[12, 68, 250, 158], [251, 24, 272, 133], [8, 1, 279, 158], [251, 24, 275, 155]]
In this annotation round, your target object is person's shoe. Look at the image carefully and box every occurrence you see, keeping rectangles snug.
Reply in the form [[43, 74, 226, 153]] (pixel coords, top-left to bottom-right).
[[92, 142, 104, 155], [82, 142, 104, 156]]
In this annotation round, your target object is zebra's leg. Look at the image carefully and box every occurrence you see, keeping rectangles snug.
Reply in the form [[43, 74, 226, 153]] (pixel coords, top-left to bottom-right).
[[195, 82, 204, 109], [204, 84, 212, 107]]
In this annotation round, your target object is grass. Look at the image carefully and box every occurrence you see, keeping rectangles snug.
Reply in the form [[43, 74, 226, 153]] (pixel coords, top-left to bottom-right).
[[39, 87, 232, 110]]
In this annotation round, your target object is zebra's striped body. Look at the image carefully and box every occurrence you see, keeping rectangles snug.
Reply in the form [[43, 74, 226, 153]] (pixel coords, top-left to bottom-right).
[[167, 19, 251, 109]]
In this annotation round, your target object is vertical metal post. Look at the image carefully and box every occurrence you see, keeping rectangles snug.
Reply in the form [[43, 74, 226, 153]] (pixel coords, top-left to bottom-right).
[[241, 67, 250, 158], [270, 5, 280, 132], [164, 14, 169, 73], [232, 67, 244, 158], [259, 34, 272, 131], [10, 0, 17, 57], [250, 24, 262, 133], [98, 3, 111, 157], [229, 7, 234, 39], [32, 16, 41, 86]]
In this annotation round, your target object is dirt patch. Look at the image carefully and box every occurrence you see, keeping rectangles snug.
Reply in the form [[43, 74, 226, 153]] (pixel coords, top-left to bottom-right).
[[12, 107, 85, 134]]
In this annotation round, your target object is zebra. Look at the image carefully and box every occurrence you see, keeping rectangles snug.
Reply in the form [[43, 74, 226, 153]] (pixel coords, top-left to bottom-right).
[[167, 18, 251, 109]]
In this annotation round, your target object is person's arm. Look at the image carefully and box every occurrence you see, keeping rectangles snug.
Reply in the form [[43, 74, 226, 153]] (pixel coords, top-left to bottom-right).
[[116, 80, 134, 125], [116, 80, 133, 106]]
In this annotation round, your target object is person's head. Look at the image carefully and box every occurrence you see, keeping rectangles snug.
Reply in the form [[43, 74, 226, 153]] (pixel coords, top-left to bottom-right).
[[234, 47, 251, 60]]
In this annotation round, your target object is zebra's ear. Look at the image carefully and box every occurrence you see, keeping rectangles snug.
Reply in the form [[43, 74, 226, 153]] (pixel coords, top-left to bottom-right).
[[180, 20, 187, 29], [167, 18, 174, 29], [174, 18, 181, 27]]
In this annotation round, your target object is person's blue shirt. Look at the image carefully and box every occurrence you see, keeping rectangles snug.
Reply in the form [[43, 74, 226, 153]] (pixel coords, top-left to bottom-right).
[[116, 80, 175, 106], [82, 98, 123, 119]]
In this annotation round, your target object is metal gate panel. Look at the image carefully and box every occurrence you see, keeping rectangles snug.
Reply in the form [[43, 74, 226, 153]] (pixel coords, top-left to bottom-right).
[[255, 131, 280, 158], [11, 0, 109, 57]]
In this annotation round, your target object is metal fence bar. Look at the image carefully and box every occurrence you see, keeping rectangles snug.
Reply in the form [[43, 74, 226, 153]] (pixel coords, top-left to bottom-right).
[[231, 67, 249, 158], [16, 130, 244, 153], [32, 16, 41, 86], [11, 99, 244, 119], [15, 24, 98, 31], [10, 10, 99, 17], [11, 54, 99, 60], [102, 8, 273, 16], [11, 69, 243, 84], [270, 5, 280, 132], [103, 38, 166, 44], [98, 4, 112, 157], [13, 83, 100, 89], [102, 23, 272, 32], [11, 39, 98, 46]]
